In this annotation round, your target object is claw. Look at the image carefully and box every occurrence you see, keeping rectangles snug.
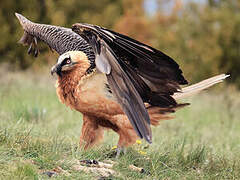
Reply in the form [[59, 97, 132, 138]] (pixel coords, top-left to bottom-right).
[[27, 43, 33, 54], [33, 37, 38, 45], [33, 37, 39, 57], [34, 48, 39, 57]]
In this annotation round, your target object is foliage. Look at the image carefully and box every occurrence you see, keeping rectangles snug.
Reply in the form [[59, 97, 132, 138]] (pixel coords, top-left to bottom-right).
[[154, 0, 240, 84]]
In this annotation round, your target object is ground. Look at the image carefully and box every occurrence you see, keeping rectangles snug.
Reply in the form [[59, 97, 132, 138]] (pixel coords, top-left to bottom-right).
[[0, 69, 239, 179]]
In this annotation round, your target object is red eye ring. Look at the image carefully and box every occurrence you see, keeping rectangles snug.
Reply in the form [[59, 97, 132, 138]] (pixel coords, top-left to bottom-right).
[[66, 60, 71, 64]]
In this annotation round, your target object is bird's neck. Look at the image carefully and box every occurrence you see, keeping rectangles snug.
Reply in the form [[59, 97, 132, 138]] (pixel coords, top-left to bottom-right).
[[56, 65, 88, 107], [59, 70, 81, 89]]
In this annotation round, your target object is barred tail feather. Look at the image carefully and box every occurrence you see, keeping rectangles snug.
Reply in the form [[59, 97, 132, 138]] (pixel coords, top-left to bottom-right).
[[173, 74, 230, 100]]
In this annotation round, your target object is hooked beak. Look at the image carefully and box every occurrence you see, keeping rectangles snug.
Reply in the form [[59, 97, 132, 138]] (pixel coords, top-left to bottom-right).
[[51, 64, 62, 77]]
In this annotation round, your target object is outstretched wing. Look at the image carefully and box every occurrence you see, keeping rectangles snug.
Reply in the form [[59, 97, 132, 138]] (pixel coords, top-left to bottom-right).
[[72, 23, 188, 106], [15, 13, 95, 68], [72, 23, 188, 143]]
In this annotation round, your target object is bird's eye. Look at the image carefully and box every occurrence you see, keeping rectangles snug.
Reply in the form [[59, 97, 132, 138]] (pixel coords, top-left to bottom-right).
[[66, 59, 71, 64]]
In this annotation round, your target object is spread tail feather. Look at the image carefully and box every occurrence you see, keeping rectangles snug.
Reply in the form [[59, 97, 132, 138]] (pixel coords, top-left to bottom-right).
[[173, 74, 230, 100], [148, 74, 229, 125]]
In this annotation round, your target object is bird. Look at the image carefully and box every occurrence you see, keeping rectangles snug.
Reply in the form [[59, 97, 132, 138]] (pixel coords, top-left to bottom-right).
[[15, 13, 229, 154]]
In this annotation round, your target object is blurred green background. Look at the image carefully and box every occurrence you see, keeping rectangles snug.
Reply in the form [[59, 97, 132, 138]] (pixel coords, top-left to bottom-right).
[[0, 0, 239, 86], [0, 1, 240, 178]]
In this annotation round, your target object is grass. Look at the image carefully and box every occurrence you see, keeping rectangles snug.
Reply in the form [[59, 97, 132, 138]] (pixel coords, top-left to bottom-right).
[[0, 69, 239, 179]]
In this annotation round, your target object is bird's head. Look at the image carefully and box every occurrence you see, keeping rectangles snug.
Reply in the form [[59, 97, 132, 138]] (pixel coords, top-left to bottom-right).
[[51, 51, 88, 77]]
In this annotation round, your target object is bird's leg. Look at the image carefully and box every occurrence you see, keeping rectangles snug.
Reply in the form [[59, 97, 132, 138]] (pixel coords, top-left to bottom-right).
[[111, 114, 139, 157], [115, 129, 136, 158], [116, 128, 138, 156], [79, 115, 104, 149]]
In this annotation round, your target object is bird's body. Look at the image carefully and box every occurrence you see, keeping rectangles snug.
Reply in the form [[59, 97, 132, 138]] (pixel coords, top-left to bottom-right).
[[16, 13, 229, 150], [53, 51, 169, 148]]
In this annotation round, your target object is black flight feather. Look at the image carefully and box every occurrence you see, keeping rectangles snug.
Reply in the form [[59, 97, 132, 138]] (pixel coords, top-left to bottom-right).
[[72, 23, 187, 104], [72, 23, 188, 143]]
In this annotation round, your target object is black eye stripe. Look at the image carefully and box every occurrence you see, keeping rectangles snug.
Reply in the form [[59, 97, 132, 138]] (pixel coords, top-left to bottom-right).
[[61, 57, 71, 65]]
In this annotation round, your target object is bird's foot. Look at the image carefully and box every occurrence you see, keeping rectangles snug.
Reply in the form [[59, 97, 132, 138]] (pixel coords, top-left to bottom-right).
[[115, 146, 126, 158]]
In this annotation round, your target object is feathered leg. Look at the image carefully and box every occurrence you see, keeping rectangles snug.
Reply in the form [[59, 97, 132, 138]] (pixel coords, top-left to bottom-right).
[[113, 111, 176, 154], [111, 115, 139, 150], [79, 115, 104, 149]]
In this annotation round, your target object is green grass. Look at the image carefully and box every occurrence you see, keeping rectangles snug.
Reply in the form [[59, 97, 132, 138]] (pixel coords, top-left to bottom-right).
[[0, 70, 239, 179]]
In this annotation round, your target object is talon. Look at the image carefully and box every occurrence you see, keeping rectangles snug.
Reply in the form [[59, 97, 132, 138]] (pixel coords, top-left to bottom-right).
[[33, 37, 38, 45], [34, 49, 39, 57], [27, 43, 33, 54]]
